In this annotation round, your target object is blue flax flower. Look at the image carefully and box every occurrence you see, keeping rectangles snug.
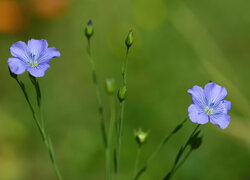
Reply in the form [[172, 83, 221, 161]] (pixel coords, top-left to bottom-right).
[[188, 82, 231, 129], [8, 39, 60, 77]]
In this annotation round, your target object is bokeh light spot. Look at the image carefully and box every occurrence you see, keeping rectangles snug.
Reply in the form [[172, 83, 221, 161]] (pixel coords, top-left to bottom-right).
[[133, 0, 167, 30]]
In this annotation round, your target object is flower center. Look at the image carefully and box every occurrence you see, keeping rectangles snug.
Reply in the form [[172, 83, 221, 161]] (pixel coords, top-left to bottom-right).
[[30, 61, 38, 68], [205, 106, 213, 115], [29, 53, 38, 67]]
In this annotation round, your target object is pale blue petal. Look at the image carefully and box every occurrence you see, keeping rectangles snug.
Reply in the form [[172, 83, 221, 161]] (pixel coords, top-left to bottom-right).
[[204, 82, 227, 106], [188, 104, 209, 124], [28, 39, 48, 59], [212, 101, 227, 115], [222, 100, 231, 113], [187, 85, 207, 109], [8, 58, 27, 75], [38, 47, 60, 64], [10, 41, 30, 63], [27, 64, 50, 77], [209, 114, 230, 129]]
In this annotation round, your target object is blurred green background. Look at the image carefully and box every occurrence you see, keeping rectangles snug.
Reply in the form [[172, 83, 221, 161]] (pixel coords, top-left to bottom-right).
[[0, 0, 250, 179]]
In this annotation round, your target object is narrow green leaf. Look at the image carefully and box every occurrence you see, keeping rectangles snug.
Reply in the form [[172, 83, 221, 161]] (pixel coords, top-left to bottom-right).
[[134, 166, 147, 180], [48, 136, 55, 163], [113, 149, 117, 173], [163, 172, 172, 180], [174, 147, 184, 165]]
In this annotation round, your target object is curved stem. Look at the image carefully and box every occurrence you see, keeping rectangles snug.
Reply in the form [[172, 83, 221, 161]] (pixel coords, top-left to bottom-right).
[[133, 118, 188, 180], [87, 39, 107, 148], [115, 47, 130, 180], [107, 95, 116, 179], [133, 147, 141, 179], [15, 78, 63, 180], [86, 38, 108, 179], [164, 124, 200, 180], [174, 149, 192, 172]]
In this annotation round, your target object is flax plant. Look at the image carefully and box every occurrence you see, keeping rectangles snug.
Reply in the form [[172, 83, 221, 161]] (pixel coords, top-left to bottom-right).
[[84, 20, 109, 179], [8, 39, 63, 180], [115, 30, 134, 180]]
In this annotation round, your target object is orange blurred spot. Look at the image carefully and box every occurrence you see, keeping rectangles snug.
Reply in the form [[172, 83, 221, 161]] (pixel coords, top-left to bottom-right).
[[0, 1, 27, 34], [31, 0, 70, 19]]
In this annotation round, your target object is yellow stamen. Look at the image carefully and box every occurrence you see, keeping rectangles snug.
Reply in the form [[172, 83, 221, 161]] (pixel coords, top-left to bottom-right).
[[205, 107, 213, 115], [30, 61, 38, 68]]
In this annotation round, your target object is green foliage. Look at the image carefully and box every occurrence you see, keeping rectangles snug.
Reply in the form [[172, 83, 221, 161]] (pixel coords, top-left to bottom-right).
[[1, 0, 250, 179]]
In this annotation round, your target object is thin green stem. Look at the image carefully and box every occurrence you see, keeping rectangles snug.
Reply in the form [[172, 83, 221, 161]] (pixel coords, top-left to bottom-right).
[[107, 95, 116, 180], [87, 38, 107, 147], [133, 147, 141, 179], [86, 38, 108, 179], [164, 124, 200, 180], [36, 79, 45, 129], [105, 148, 110, 180], [29, 76, 45, 129], [122, 48, 130, 86], [115, 47, 130, 180], [174, 149, 192, 172], [15, 78, 62, 180], [133, 118, 188, 180], [182, 124, 200, 150]]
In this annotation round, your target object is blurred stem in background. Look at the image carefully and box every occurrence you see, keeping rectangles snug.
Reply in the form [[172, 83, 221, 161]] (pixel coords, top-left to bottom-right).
[[85, 20, 109, 179], [105, 78, 116, 179], [133, 118, 187, 180], [115, 30, 134, 180], [133, 147, 141, 179], [164, 124, 202, 180], [9, 69, 63, 180]]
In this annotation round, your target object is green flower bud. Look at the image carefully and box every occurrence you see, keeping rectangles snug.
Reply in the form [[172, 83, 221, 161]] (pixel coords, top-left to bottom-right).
[[125, 30, 133, 48], [117, 86, 127, 102], [105, 78, 116, 95], [134, 129, 148, 146], [85, 20, 94, 39]]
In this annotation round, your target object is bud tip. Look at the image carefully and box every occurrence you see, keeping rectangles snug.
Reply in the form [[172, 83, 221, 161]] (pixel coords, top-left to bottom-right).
[[88, 20, 92, 25]]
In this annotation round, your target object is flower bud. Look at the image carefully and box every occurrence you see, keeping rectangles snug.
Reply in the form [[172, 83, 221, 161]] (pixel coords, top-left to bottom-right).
[[105, 78, 116, 95], [134, 129, 148, 146], [117, 86, 127, 102], [125, 30, 133, 48], [85, 20, 94, 39]]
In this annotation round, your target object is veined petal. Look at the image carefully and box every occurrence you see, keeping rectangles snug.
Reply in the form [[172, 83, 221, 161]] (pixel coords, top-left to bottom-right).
[[222, 100, 231, 113], [38, 47, 60, 64], [187, 85, 207, 108], [8, 58, 27, 75], [212, 100, 230, 115], [188, 104, 209, 124], [204, 82, 227, 106], [27, 64, 50, 77], [10, 41, 30, 62], [210, 114, 230, 129], [28, 39, 48, 59]]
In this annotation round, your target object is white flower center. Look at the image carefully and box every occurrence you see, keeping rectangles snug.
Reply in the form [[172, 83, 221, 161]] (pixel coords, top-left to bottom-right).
[[29, 53, 38, 67], [30, 61, 38, 68], [205, 106, 213, 115]]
